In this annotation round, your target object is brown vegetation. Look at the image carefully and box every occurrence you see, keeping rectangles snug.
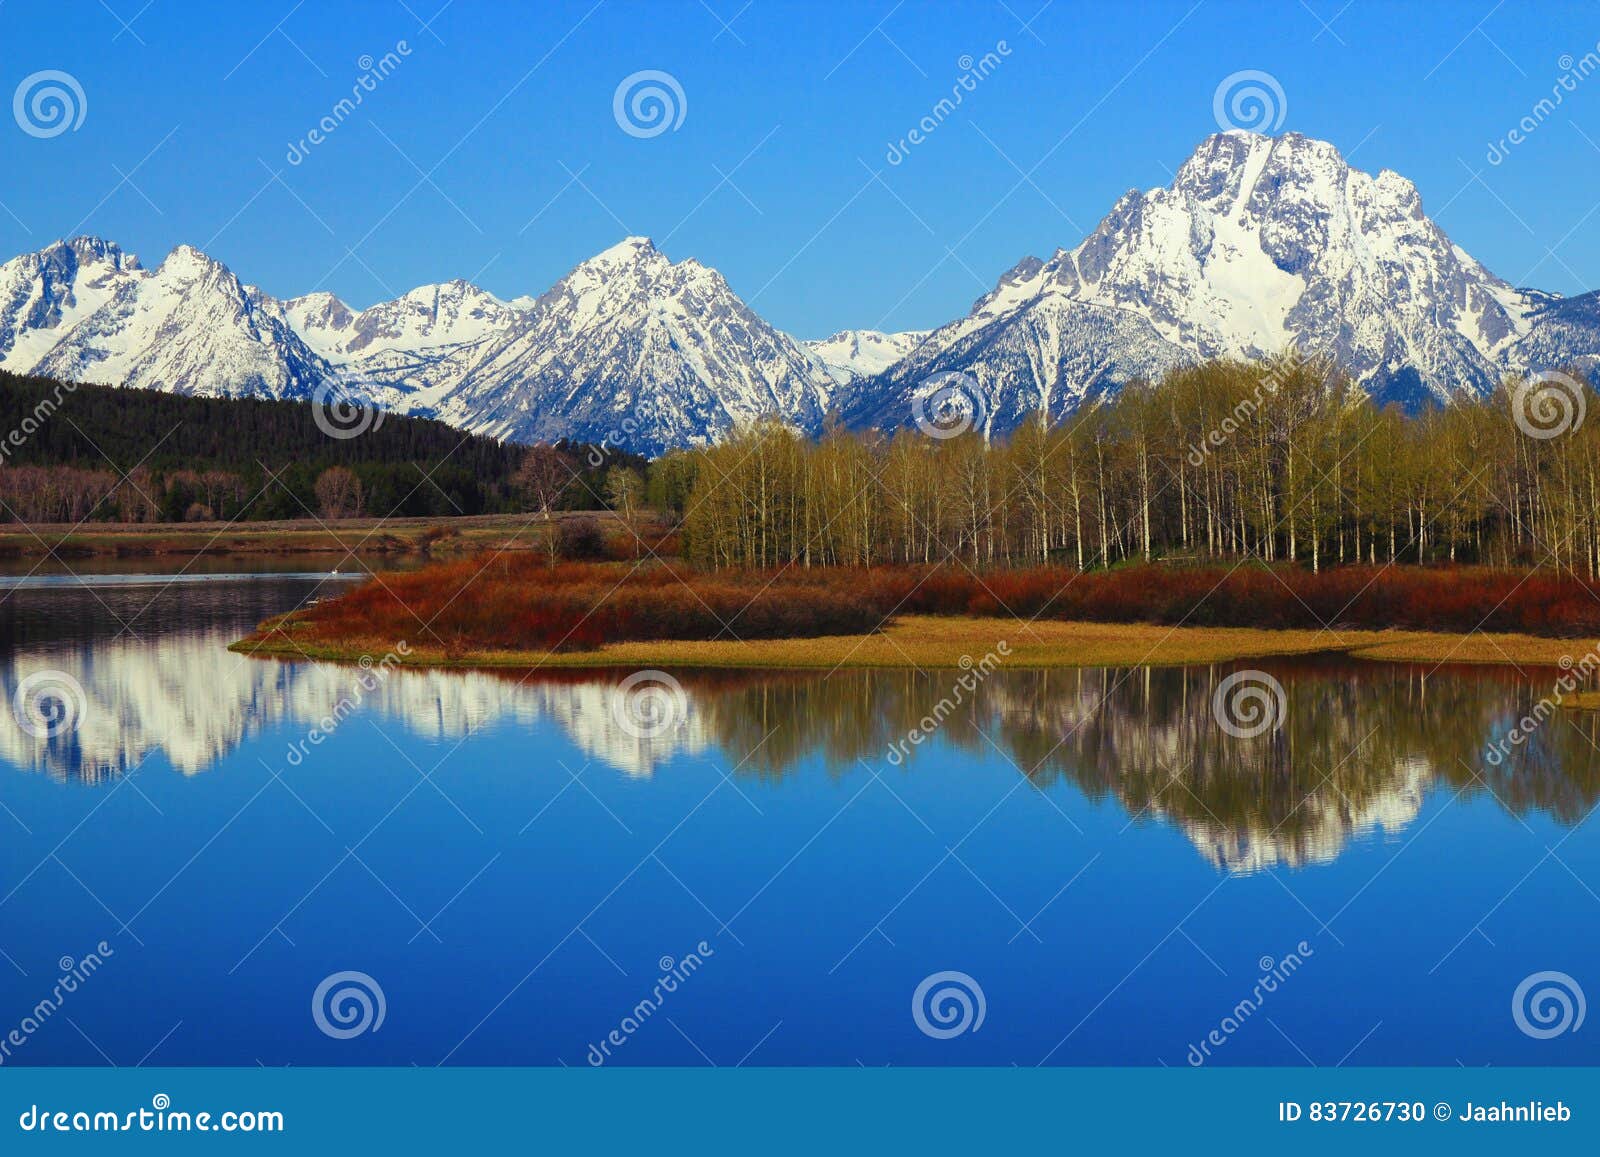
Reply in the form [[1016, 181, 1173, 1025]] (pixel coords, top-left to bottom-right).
[[236, 556, 1600, 668], [235, 611, 1600, 672]]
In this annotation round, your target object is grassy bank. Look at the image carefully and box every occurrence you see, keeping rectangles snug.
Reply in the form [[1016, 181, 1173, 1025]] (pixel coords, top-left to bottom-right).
[[229, 557, 1600, 674], [232, 612, 1600, 671], [0, 511, 626, 559]]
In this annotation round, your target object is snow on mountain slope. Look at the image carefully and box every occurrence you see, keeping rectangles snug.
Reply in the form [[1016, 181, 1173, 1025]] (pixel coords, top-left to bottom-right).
[[0, 234, 837, 451], [422, 237, 838, 452], [285, 279, 524, 360], [2, 131, 1596, 450], [278, 291, 357, 360], [859, 130, 1590, 434], [1, 239, 327, 398], [0, 237, 144, 370], [1511, 290, 1600, 380], [805, 329, 927, 384], [284, 279, 530, 414]]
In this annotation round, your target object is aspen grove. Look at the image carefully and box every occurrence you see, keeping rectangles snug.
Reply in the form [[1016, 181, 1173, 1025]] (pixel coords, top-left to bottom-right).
[[665, 357, 1600, 575]]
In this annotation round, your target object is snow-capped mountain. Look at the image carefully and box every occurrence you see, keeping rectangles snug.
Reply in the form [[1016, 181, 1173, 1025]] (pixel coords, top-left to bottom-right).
[[283, 279, 528, 415], [856, 130, 1597, 431], [416, 237, 841, 452], [2, 131, 1595, 448], [0, 235, 864, 453], [805, 329, 928, 385], [0, 237, 327, 399], [1511, 289, 1600, 380], [0, 236, 141, 369], [285, 279, 523, 362]]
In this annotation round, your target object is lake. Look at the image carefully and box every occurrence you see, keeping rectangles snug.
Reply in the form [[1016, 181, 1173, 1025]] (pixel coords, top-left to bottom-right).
[[1, 568, 1596, 1067]]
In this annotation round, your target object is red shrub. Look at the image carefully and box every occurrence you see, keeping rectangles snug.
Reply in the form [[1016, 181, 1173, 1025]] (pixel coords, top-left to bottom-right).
[[270, 558, 1600, 654]]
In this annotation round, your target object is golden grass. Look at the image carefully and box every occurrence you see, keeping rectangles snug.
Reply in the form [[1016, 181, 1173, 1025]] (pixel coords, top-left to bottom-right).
[[232, 613, 1600, 671], [1342, 632, 1600, 666]]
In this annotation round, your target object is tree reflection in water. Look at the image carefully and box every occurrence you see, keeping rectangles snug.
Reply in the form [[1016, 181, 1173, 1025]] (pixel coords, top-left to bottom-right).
[[4, 622, 1598, 873]]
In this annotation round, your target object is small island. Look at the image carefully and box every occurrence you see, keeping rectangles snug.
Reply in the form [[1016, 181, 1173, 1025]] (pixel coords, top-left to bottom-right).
[[232, 554, 1600, 674]]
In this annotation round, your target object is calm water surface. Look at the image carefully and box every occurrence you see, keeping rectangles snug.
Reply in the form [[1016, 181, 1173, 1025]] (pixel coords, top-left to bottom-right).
[[1, 571, 1597, 1066]]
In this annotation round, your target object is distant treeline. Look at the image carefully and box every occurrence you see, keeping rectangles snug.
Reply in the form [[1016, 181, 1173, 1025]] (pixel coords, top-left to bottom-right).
[[657, 356, 1600, 574], [0, 370, 640, 523]]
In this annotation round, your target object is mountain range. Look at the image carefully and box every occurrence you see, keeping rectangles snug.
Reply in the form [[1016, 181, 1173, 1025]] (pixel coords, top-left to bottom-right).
[[2, 131, 1595, 452]]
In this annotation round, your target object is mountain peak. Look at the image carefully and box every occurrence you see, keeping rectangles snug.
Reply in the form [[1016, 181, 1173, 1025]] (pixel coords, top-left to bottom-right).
[[47, 235, 141, 271], [285, 289, 348, 310], [862, 128, 1592, 428], [593, 235, 662, 263], [161, 243, 228, 280], [1178, 130, 1344, 177], [63, 234, 127, 256], [400, 278, 499, 305], [553, 237, 674, 295], [2, 234, 323, 399], [806, 329, 928, 386]]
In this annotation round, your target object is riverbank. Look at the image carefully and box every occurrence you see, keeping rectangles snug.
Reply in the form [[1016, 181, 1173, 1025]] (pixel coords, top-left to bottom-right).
[[229, 557, 1600, 673], [231, 613, 1600, 671], [0, 511, 622, 559]]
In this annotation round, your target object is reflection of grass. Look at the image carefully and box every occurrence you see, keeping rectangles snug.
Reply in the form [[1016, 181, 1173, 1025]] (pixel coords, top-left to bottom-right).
[[232, 613, 1600, 670], [1561, 690, 1600, 711]]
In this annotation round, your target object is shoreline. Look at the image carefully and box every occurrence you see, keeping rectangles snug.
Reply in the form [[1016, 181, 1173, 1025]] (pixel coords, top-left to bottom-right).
[[230, 614, 1600, 673], [0, 511, 622, 559]]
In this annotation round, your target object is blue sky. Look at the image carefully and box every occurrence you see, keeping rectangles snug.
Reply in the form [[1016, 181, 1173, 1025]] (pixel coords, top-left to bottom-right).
[[3, 0, 1597, 337]]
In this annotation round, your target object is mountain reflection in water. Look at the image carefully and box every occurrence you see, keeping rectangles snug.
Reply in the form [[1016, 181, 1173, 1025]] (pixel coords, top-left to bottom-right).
[[3, 576, 1597, 874]]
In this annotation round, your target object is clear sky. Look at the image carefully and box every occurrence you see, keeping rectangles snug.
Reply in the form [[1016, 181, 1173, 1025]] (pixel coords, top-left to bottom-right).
[[3, 0, 1597, 338]]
